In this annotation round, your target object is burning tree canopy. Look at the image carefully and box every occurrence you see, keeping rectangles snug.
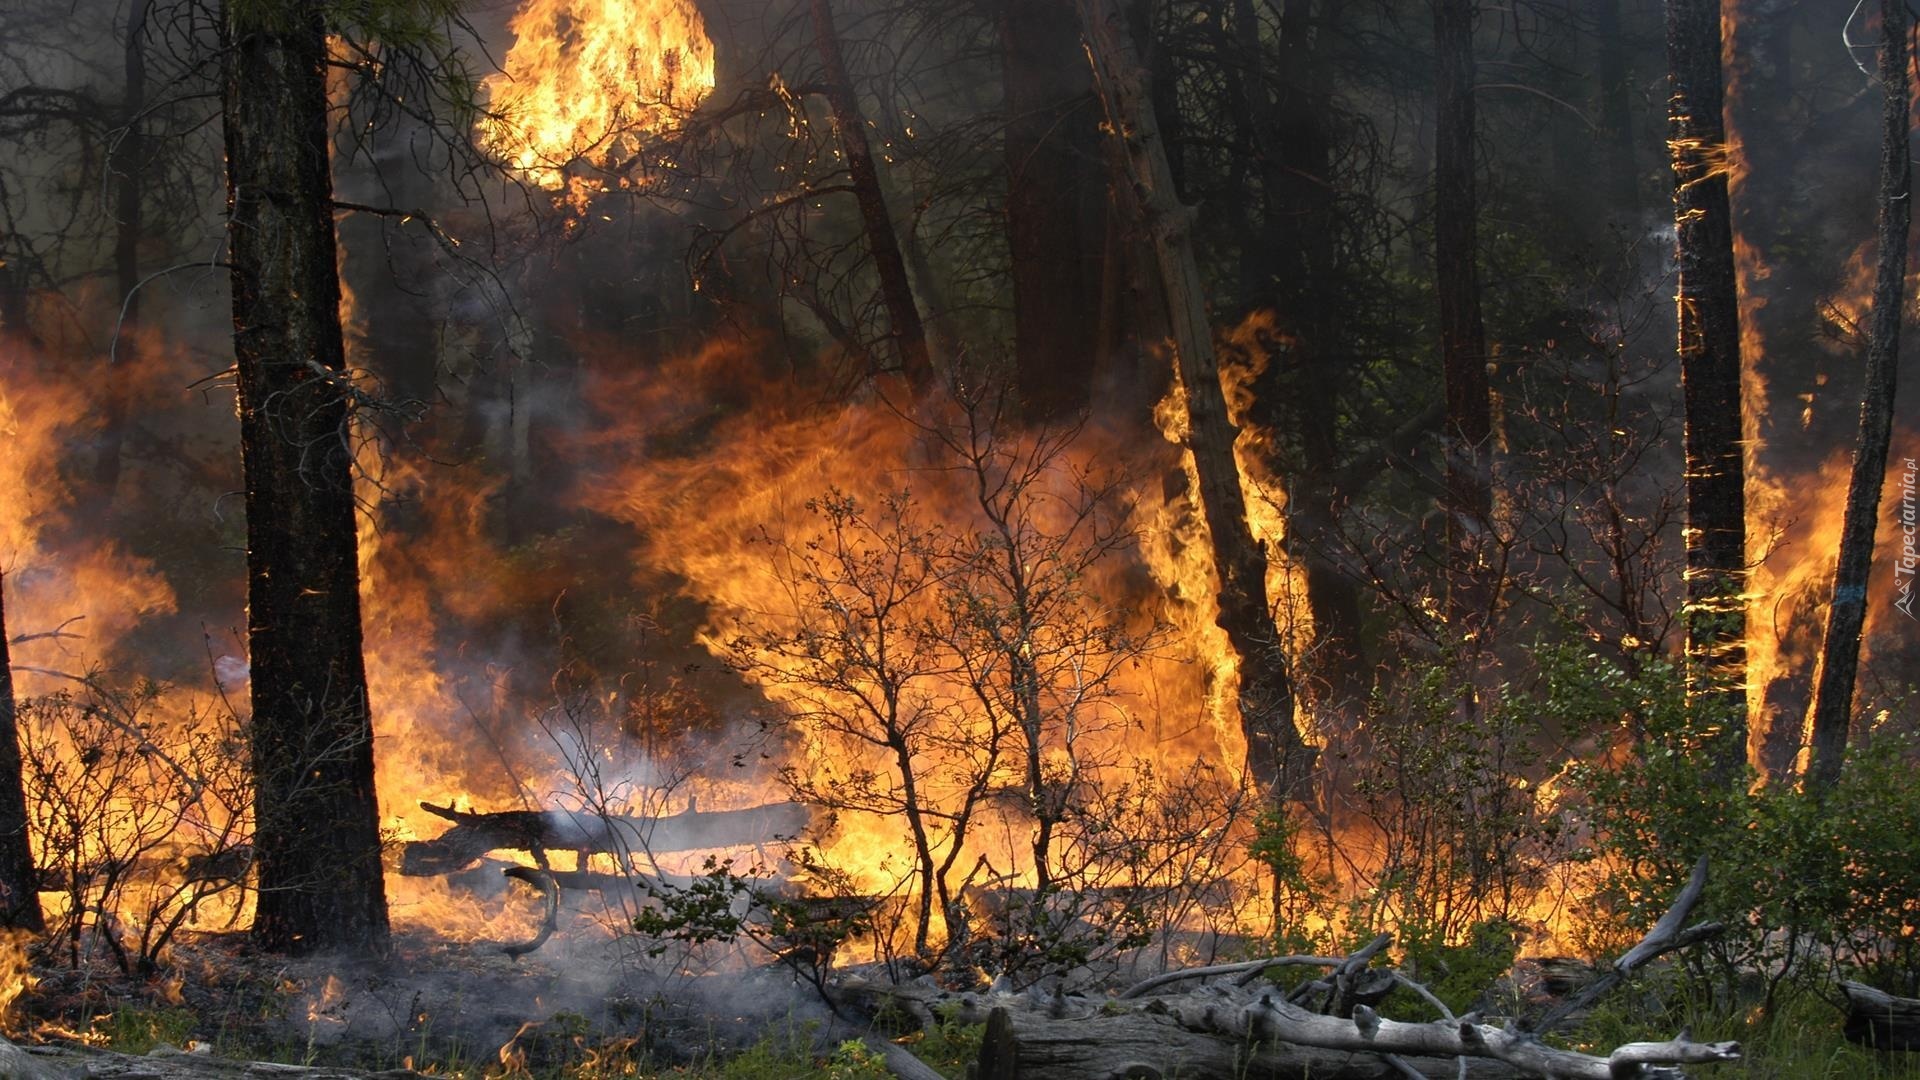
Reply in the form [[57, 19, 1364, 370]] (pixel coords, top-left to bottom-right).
[[0, 0, 1917, 1074], [478, 0, 715, 188]]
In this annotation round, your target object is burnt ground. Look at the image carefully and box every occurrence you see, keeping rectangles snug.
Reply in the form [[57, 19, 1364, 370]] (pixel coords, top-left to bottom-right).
[[14, 927, 858, 1075]]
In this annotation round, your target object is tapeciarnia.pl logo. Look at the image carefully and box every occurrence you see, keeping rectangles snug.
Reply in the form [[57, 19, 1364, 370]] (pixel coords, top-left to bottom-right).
[[1898, 457, 1918, 619]]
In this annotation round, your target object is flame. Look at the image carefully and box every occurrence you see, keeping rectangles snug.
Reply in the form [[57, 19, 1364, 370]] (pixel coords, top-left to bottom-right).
[[0, 930, 33, 1032], [572, 337, 1270, 953], [479, 0, 715, 189]]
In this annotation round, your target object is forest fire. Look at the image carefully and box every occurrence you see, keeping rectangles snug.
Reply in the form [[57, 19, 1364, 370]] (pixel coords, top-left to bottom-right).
[[478, 0, 715, 189], [0, 0, 1915, 1075]]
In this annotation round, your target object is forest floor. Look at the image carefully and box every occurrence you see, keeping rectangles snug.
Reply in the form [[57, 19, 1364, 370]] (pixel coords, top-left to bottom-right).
[[6, 929, 1920, 1080]]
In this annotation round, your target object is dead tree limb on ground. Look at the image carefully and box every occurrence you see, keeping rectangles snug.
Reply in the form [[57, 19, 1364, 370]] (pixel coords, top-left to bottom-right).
[[398, 800, 810, 875], [1841, 981, 1920, 1052]]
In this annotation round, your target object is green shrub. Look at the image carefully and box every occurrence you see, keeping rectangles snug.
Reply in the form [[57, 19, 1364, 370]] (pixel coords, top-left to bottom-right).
[[1568, 650, 1920, 1007]]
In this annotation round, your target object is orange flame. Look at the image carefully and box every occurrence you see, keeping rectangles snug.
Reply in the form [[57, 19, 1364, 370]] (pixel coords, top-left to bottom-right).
[[479, 0, 716, 189]]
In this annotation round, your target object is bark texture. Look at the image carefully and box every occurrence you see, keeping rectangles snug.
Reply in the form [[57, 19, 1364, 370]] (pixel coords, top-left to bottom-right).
[[1076, 0, 1313, 796], [931, 988, 1738, 1080], [1667, 0, 1748, 769], [1805, 0, 1909, 791], [222, 0, 389, 955]]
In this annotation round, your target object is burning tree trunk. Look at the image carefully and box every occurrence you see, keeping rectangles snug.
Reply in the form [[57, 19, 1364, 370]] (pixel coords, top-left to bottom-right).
[[1435, 0, 1494, 635], [1805, 0, 1910, 792], [810, 0, 933, 392], [1001, 0, 1107, 422], [0, 574, 44, 931], [1245, 0, 1370, 705], [1667, 0, 1748, 772], [1075, 0, 1314, 797], [221, 0, 388, 955]]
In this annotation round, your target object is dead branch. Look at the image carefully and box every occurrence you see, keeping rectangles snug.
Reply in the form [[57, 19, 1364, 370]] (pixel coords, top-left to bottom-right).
[[1523, 856, 1722, 1034], [1118, 952, 1350, 1000], [1840, 980, 1920, 1051], [399, 800, 810, 875], [499, 866, 559, 960]]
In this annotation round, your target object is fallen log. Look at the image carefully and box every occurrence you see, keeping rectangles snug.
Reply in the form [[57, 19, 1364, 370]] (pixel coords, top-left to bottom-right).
[[880, 858, 1738, 1079], [1841, 980, 1920, 1052], [920, 985, 1737, 1080], [398, 800, 811, 876]]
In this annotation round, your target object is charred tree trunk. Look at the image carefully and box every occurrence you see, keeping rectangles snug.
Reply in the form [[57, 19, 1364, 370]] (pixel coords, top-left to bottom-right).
[[1435, 0, 1494, 636], [0, 575, 44, 931], [1805, 0, 1909, 791], [810, 0, 932, 392], [1233, 0, 1369, 706], [96, 0, 150, 501], [1076, 0, 1314, 798], [1667, 0, 1749, 772], [1002, 0, 1107, 421], [221, 0, 389, 955]]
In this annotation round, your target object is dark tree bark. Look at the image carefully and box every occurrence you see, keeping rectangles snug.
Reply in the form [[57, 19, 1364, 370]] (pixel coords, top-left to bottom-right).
[[1076, 0, 1314, 797], [810, 0, 932, 392], [1001, 0, 1107, 421], [1805, 0, 1909, 791], [1435, 0, 1494, 635], [95, 0, 151, 501], [1231, 0, 1369, 704], [0, 574, 44, 931], [1667, 0, 1749, 771], [222, 0, 389, 955]]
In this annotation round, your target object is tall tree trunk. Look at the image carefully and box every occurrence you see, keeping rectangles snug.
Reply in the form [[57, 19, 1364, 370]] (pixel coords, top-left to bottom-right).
[[1594, 0, 1640, 216], [1667, 0, 1749, 773], [1244, 0, 1369, 706], [1002, 0, 1107, 421], [96, 0, 151, 503], [1075, 0, 1314, 798], [810, 0, 932, 392], [222, 0, 389, 955], [1805, 0, 1909, 792], [0, 574, 44, 931], [1434, 0, 1494, 636]]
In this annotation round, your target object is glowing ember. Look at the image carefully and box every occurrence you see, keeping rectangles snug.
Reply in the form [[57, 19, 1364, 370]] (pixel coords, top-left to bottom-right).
[[479, 0, 716, 188]]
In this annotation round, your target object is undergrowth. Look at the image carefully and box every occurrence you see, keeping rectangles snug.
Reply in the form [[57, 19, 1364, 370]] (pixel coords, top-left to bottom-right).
[[1565, 982, 1920, 1080]]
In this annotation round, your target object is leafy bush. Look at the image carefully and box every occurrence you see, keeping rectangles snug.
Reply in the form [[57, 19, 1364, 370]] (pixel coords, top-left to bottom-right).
[[1568, 648, 1920, 1005]]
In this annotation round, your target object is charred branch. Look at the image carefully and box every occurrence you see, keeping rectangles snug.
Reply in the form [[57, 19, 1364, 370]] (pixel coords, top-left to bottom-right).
[[1522, 856, 1722, 1035], [399, 800, 811, 876], [1841, 981, 1920, 1052]]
